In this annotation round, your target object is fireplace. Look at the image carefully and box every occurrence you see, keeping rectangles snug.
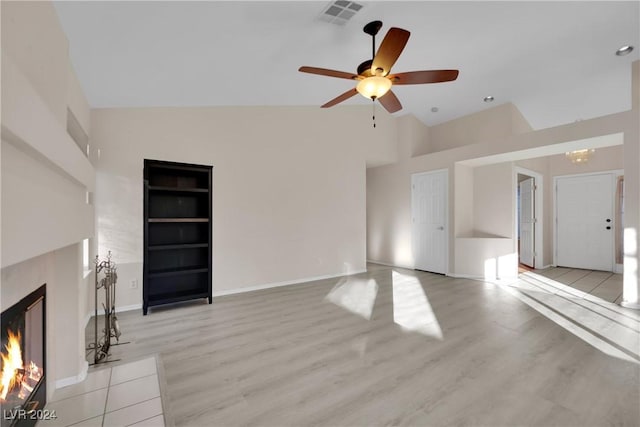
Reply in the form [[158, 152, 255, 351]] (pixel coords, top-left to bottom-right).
[[0, 285, 46, 427]]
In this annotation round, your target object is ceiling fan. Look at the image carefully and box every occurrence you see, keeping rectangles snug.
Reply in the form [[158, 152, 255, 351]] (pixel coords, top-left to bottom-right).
[[299, 20, 459, 114]]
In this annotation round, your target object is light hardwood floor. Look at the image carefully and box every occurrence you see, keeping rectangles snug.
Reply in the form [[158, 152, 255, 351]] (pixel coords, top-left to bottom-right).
[[95, 264, 640, 426]]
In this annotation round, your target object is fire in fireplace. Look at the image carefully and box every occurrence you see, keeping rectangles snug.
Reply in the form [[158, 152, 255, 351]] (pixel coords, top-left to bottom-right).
[[0, 285, 46, 427]]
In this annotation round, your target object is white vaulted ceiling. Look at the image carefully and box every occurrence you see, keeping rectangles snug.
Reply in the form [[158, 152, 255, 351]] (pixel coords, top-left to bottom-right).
[[53, 1, 639, 129]]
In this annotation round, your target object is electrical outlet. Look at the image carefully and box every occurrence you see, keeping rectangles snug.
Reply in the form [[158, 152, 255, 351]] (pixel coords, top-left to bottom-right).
[[130, 279, 138, 289]]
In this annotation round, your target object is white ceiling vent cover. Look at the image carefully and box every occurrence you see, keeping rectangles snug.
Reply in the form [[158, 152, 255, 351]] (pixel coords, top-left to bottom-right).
[[318, 1, 364, 26]]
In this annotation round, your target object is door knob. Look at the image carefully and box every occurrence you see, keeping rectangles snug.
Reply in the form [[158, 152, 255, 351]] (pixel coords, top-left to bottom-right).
[[606, 219, 611, 223], [606, 226, 611, 230]]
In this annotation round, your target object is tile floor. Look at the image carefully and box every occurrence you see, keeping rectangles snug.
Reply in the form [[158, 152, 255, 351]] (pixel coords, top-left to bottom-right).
[[39, 357, 166, 427], [531, 267, 624, 303]]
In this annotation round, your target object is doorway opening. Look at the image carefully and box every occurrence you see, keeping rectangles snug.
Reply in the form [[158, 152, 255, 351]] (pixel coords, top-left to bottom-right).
[[515, 167, 543, 272]]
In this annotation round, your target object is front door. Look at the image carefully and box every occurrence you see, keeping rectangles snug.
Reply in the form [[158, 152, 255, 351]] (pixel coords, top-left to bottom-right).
[[556, 173, 614, 271], [412, 170, 448, 274]]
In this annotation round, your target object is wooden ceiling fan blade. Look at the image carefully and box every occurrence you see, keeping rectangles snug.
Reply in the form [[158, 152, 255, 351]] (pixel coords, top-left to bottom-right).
[[389, 70, 459, 85], [371, 28, 410, 76], [378, 90, 402, 113], [321, 88, 359, 108], [299, 66, 358, 80]]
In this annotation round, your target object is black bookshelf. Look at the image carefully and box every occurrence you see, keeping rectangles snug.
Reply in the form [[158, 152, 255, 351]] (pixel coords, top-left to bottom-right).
[[143, 159, 212, 315]]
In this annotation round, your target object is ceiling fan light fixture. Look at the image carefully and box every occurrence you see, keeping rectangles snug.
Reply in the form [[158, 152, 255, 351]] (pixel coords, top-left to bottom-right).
[[356, 76, 392, 99]]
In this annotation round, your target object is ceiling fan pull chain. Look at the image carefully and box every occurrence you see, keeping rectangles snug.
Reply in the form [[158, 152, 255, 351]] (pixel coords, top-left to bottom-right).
[[372, 99, 376, 128]]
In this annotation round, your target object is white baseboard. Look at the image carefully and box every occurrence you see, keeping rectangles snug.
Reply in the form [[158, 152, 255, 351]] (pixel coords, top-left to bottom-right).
[[620, 300, 640, 310], [83, 311, 92, 329], [116, 303, 142, 312], [614, 264, 623, 274], [55, 360, 89, 390], [84, 304, 142, 326], [447, 273, 483, 279], [214, 269, 367, 297], [448, 273, 519, 283], [536, 264, 554, 270], [366, 259, 414, 270]]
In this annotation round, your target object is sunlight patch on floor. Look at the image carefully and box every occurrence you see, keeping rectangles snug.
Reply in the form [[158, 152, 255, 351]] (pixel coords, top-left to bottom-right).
[[325, 277, 379, 320], [392, 271, 443, 339], [503, 272, 640, 364]]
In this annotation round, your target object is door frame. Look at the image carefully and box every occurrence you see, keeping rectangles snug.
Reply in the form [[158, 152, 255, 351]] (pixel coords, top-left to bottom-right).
[[553, 169, 622, 270], [514, 167, 544, 269], [411, 168, 449, 275]]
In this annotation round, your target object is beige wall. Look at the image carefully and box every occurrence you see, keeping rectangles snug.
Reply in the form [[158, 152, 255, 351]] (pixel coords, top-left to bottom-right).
[[428, 103, 530, 153], [367, 71, 638, 294], [1, 0, 95, 394], [90, 106, 397, 305], [622, 61, 639, 306], [67, 65, 91, 136], [1, 1, 69, 126], [515, 145, 624, 268], [473, 162, 514, 238]]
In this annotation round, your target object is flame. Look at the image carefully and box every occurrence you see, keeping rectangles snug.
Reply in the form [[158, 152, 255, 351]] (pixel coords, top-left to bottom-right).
[[0, 330, 24, 400], [0, 329, 42, 402]]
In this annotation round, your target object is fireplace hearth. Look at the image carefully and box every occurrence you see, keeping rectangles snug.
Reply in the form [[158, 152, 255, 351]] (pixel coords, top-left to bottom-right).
[[0, 285, 46, 427]]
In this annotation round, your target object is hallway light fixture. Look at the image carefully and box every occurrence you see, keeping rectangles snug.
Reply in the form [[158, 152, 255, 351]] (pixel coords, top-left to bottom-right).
[[565, 148, 595, 164]]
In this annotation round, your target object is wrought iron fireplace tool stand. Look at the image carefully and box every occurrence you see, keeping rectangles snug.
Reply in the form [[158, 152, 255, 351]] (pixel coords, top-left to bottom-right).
[[87, 251, 129, 365]]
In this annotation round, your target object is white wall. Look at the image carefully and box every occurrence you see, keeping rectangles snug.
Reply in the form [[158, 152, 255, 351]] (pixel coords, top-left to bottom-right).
[[90, 106, 397, 306]]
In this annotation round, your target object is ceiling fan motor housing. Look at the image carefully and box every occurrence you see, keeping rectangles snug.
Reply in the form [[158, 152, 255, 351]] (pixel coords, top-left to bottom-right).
[[357, 60, 374, 77]]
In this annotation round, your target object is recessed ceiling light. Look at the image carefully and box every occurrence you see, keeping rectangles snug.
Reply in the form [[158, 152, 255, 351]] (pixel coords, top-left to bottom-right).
[[431, 107, 439, 113], [616, 45, 634, 56], [484, 95, 494, 103]]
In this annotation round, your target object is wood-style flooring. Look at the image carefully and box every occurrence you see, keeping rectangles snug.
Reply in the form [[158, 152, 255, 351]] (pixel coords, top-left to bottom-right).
[[93, 264, 640, 426]]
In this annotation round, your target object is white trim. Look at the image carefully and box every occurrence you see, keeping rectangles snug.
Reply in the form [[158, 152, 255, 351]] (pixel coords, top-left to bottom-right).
[[448, 273, 483, 280], [84, 304, 141, 325], [213, 270, 367, 297], [54, 361, 89, 390], [411, 168, 450, 276], [366, 259, 414, 270], [614, 263, 624, 274], [116, 303, 142, 312], [620, 301, 640, 310], [514, 166, 544, 269], [83, 311, 92, 328], [449, 273, 519, 282]]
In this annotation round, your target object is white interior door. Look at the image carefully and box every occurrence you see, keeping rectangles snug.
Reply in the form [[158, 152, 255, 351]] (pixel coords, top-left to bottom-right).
[[519, 178, 535, 268], [556, 173, 614, 271], [412, 170, 448, 274]]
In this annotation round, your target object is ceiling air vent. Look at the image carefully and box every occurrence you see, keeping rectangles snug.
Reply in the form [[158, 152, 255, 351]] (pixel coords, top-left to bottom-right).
[[319, 1, 364, 26]]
